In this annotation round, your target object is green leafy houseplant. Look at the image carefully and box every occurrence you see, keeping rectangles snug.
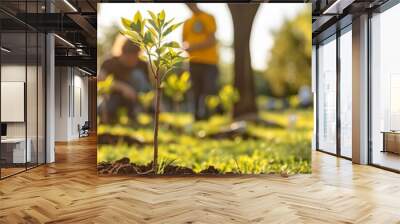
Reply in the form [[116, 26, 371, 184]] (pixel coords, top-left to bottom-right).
[[121, 10, 186, 173]]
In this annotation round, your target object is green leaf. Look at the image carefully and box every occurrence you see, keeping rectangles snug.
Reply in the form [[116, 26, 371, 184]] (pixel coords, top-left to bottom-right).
[[148, 19, 159, 32], [181, 71, 190, 82], [158, 10, 165, 25], [163, 18, 174, 29], [133, 11, 142, 23], [146, 25, 158, 38], [171, 57, 184, 66], [148, 11, 158, 23], [120, 30, 141, 45], [154, 58, 161, 68], [143, 31, 153, 46], [164, 41, 180, 48], [147, 11, 160, 31], [129, 22, 138, 33], [163, 22, 183, 37], [156, 46, 167, 55], [121, 17, 133, 30]]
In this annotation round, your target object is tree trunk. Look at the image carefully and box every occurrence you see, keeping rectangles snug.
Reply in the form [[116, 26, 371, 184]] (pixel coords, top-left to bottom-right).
[[153, 80, 161, 173], [228, 4, 259, 119]]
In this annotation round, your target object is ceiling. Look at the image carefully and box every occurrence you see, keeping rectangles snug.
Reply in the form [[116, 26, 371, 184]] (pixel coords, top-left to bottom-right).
[[0, 0, 98, 74], [312, 0, 390, 43], [3, 0, 394, 72]]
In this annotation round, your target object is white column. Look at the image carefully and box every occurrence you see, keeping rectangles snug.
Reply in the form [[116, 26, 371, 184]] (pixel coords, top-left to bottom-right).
[[312, 45, 317, 151], [46, 32, 55, 163], [352, 14, 369, 164]]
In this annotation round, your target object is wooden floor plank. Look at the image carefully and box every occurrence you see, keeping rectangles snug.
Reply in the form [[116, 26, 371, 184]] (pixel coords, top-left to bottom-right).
[[0, 136, 399, 223]]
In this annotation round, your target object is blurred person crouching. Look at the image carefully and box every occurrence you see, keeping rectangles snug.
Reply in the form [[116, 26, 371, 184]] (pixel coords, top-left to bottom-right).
[[98, 35, 151, 125]]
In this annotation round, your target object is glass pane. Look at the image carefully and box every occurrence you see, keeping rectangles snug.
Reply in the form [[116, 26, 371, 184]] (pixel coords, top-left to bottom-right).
[[27, 31, 38, 169], [1, 30, 27, 177], [339, 29, 352, 158], [317, 36, 337, 154], [38, 33, 45, 165], [371, 4, 400, 171]]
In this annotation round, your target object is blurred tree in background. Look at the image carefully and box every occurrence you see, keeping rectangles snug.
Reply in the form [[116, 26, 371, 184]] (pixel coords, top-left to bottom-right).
[[97, 24, 120, 68], [264, 7, 311, 98], [228, 4, 260, 119]]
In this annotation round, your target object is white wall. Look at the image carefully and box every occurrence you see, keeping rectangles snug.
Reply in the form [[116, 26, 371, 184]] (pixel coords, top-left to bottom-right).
[[1, 65, 37, 138], [1, 65, 26, 138], [55, 66, 69, 141], [55, 67, 89, 141]]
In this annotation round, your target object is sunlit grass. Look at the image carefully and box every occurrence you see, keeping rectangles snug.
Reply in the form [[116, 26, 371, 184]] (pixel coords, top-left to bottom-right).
[[98, 109, 313, 174]]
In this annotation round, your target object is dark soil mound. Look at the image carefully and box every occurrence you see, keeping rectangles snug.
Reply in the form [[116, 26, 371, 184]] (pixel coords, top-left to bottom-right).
[[199, 166, 220, 175], [98, 159, 225, 176], [162, 165, 195, 175], [98, 157, 152, 175]]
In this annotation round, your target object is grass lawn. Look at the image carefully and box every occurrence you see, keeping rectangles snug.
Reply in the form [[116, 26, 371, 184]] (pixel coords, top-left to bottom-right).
[[97, 109, 312, 174]]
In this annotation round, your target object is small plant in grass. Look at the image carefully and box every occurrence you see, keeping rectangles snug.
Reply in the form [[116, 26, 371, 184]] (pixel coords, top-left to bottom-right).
[[206, 84, 240, 115], [138, 91, 154, 112], [121, 10, 186, 173], [219, 85, 240, 113], [163, 71, 191, 112]]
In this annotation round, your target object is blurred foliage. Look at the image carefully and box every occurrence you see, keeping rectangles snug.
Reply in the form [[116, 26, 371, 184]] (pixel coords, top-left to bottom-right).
[[206, 84, 239, 114], [138, 91, 155, 111], [163, 71, 191, 110], [97, 75, 114, 95], [264, 6, 311, 97], [117, 108, 130, 126], [257, 95, 302, 110], [98, 109, 312, 174], [205, 95, 220, 112], [219, 85, 240, 113]]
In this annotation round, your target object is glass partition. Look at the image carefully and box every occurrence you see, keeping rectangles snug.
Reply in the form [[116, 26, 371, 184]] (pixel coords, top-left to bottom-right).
[[1, 30, 28, 177], [0, 1, 46, 179]]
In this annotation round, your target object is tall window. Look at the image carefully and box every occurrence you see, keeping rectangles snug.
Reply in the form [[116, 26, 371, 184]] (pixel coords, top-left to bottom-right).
[[317, 35, 337, 154], [339, 27, 352, 158], [371, 3, 400, 171]]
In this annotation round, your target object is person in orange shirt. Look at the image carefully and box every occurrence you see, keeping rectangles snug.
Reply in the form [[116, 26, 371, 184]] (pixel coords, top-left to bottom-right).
[[183, 3, 219, 120]]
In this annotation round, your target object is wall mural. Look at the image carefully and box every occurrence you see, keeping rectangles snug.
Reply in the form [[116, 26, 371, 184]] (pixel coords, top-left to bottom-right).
[[97, 3, 312, 176]]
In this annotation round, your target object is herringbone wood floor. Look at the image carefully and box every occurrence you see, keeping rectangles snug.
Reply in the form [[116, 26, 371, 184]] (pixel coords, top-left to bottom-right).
[[1, 136, 400, 224]]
